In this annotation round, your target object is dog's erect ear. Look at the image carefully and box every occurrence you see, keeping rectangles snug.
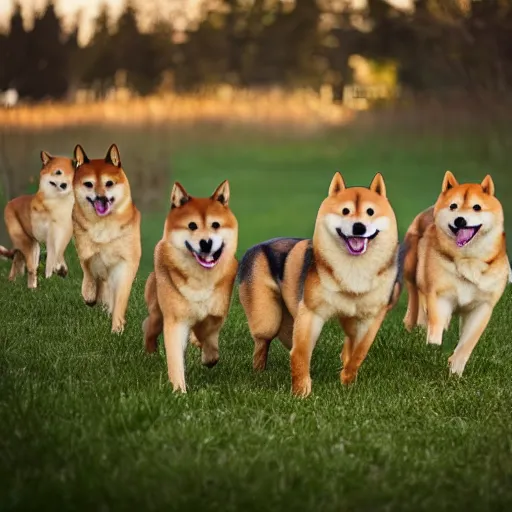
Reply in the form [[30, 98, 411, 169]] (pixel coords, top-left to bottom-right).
[[105, 143, 121, 168], [211, 180, 230, 206], [441, 170, 458, 193], [481, 174, 495, 196], [369, 173, 386, 198], [74, 144, 89, 168], [170, 182, 190, 209], [328, 172, 346, 196], [40, 150, 52, 166]]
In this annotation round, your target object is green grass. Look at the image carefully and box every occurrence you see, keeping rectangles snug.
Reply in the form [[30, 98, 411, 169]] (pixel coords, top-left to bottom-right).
[[1, 125, 512, 511]]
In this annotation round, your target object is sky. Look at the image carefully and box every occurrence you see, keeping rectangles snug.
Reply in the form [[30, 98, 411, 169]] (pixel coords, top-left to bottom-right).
[[0, 0, 412, 45]]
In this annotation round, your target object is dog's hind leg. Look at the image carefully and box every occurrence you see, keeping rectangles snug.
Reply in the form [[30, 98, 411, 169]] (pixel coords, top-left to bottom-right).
[[9, 251, 25, 281], [448, 304, 493, 376], [25, 241, 40, 289], [143, 273, 163, 353], [81, 262, 97, 306], [239, 279, 283, 372], [193, 315, 224, 368], [403, 279, 419, 332]]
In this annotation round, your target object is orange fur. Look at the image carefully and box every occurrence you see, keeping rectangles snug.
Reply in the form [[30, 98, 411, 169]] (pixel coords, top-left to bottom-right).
[[403, 171, 509, 376], [239, 172, 401, 397], [143, 181, 238, 393], [2, 151, 75, 288], [72, 143, 141, 334]]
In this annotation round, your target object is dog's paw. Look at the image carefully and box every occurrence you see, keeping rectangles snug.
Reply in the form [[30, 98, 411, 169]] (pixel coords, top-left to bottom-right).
[[111, 318, 126, 335], [292, 376, 312, 398], [189, 332, 202, 348], [341, 368, 357, 386], [426, 325, 443, 345], [56, 265, 68, 278], [201, 353, 219, 368], [448, 354, 467, 377]]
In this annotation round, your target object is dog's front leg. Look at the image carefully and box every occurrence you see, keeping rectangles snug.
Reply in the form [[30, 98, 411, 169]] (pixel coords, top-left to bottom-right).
[[163, 319, 190, 393], [448, 303, 493, 376], [340, 307, 387, 385], [44, 229, 56, 279], [290, 302, 325, 398], [110, 263, 136, 334], [47, 224, 70, 278], [426, 293, 452, 345]]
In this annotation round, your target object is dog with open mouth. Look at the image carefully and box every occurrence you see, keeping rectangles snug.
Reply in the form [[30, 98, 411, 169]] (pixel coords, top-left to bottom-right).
[[403, 171, 509, 377], [1, 150, 75, 288], [142, 180, 238, 393], [238, 172, 401, 397], [72, 143, 141, 334]]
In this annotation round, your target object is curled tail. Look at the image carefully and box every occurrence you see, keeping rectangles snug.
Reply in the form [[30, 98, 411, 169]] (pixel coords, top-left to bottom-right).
[[0, 245, 16, 260]]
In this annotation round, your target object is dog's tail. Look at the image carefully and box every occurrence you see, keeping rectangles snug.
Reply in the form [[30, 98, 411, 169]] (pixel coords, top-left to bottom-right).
[[0, 245, 16, 260]]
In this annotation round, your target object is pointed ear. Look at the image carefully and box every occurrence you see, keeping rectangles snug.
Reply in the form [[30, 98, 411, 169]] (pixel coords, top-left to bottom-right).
[[441, 170, 458, 193], [211, 180, 230, 206], [481, 174, 495, 196], [369, 173, 386, 197], [105, 143, 121, 168], [328, 172, 346, 196], [40, 150, 52, 166], [170, 182, 190, 209], [74, 144, 89, 168]]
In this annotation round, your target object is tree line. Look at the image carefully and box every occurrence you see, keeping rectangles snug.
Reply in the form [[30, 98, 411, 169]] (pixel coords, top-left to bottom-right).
[[1, 0, 511, 102]]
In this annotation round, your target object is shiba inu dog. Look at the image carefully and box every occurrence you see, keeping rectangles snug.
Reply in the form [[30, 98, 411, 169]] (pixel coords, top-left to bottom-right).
[[72, 143, 141, 334], [1, 151, 74, 288], [239, 173, 401, 397], [143, 181, 238, 393], [403, 171, 509, 376]]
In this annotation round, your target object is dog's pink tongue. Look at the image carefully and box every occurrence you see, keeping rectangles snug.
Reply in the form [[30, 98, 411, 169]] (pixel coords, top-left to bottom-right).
[[94, 200, 108, 215], [456, 228, 475, 247], [347, 237, 367, 254]]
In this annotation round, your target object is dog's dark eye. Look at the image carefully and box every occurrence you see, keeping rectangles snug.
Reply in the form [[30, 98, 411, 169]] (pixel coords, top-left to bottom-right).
[[473, 204, 481, 211], [342, 208, 350, 216], [367, 208, 374, 216], [188, 222, 198, 231], [84, 181, 94, 189], [105, 180, 114, 188], [212, 221, 220, 229], [55, 170, 62, 176], [450, 203, 457, 210]]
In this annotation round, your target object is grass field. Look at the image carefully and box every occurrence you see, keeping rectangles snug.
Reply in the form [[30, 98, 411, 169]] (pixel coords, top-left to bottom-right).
[[1, 120, 512, 511]]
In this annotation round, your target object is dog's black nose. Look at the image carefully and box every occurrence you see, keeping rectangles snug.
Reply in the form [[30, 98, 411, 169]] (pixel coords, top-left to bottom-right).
[[60, 183, 67, 190], [199, 239, 213, 253], [454, 217, 467, 229], [352, 222, 367, 236]]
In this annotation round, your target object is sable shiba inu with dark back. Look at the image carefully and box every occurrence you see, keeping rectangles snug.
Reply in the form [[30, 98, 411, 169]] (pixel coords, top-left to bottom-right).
[[239, 172, 401, 397], [1, 151, 75, 288], [403, 171, 509, 376], [72, 143, 141, 334]]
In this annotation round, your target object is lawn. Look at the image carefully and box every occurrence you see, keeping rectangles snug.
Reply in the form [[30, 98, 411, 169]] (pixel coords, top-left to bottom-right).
[[1, 122, 512, 511]]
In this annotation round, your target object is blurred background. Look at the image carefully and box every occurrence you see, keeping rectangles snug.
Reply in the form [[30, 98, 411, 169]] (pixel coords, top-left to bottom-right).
[[1, 0, 512, 274]]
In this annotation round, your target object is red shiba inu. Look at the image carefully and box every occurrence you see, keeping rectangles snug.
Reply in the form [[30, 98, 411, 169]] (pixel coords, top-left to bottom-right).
[[239, 173, 401, 397], [143, 181, 238, 393], [403, 171, 509, 376], [72, 144, 141, 334], [1, 151, 75, 288]]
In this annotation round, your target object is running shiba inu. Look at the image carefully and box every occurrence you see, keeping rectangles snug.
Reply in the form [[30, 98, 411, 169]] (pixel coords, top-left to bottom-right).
[[72, 143, 141, 334], [143, 181, 238, 393], [1, 151, 75, 288], [403, 171, 509, 376], [239, 173, 401, 397]]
